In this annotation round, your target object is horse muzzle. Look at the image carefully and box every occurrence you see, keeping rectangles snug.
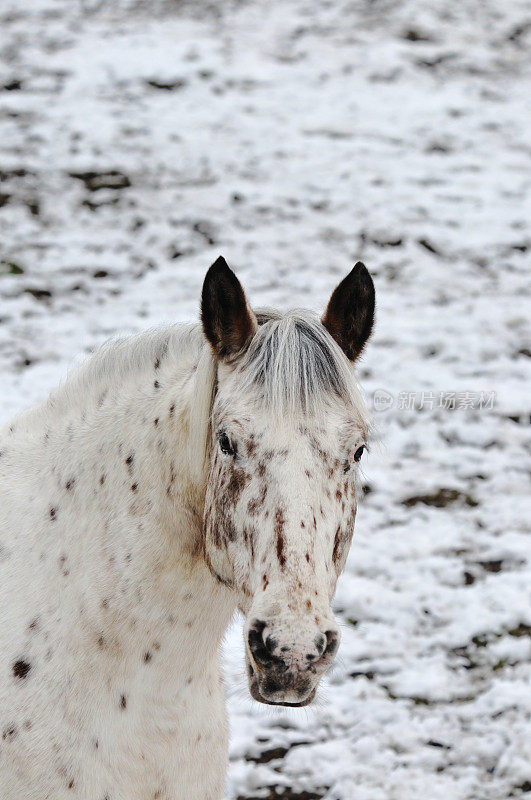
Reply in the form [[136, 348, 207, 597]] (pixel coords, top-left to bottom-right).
[[244, 617, 340, 706], [246, 657, 317, 706]]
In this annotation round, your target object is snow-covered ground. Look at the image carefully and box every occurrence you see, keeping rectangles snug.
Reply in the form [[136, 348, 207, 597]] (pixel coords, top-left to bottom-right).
[[1, 1, 530, 797]]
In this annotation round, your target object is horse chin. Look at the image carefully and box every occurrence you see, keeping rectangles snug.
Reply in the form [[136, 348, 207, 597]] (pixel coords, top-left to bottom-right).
[[247, 665, 317, 707]]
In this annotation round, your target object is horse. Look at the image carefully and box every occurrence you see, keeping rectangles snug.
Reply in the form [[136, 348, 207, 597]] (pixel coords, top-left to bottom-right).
[[0, 257, 375, 800]]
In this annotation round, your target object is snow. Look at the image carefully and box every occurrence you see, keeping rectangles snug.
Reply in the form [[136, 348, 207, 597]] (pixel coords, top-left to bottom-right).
[[1, 0, 530, 798]]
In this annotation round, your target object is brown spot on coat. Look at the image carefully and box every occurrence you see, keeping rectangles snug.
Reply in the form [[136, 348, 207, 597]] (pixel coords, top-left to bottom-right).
[[346, 508, 357, 530], [332, 540, 341, 566], [224, 519, 238, 542], [120, 694, 127, 709], [13, 659, 31, 679], [226, 468, 247, 505], [2, 725, 17, 740], [275, 507, 285, 534], [247, 525, 256, 561], [276, 533, 286, 568], [245, 435, 257, 457], [309, 435, 328, 463], [333, 525, 348, 567], [247, 484, 267, 515], [275, 508, 286, 568]]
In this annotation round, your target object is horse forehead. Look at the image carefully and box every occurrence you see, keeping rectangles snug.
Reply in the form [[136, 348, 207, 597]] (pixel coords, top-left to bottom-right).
[[241, 420, 340, 467]]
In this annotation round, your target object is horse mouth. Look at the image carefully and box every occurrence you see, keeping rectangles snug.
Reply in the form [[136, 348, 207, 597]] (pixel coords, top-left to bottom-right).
[[247, 664, 317, 707]]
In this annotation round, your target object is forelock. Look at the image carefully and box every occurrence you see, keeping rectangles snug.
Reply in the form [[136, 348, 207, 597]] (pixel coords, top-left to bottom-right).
[[233, 309, 370, 430]]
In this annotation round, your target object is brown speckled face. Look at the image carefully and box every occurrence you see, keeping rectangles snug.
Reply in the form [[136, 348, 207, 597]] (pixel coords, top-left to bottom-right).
[[200, 256, 374, 707], [203, 381, 367, 706]]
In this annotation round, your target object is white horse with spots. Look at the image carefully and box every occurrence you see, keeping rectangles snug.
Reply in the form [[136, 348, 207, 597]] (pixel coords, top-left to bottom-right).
[[0, 258, 375, 800]]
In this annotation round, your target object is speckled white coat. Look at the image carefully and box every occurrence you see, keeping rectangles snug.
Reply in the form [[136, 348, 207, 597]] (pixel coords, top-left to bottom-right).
[[0, 325, 236, 800]]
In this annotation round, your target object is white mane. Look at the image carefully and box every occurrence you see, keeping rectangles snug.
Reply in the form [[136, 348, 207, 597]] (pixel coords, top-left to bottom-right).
[[45, 322, 217, 485], [46, 323, 202, 413]]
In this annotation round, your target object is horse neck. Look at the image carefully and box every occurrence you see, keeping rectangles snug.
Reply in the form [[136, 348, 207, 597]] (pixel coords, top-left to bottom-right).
[[40, 331, 235, 669]]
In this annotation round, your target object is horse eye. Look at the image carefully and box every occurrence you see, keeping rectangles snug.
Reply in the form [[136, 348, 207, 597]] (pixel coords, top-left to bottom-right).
[[344, 445, 366, 473], [354, 445, 365, 462], [218, 431, 236, 457]]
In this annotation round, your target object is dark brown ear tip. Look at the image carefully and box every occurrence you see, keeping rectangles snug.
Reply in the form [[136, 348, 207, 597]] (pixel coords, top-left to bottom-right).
[[208, 255, 230, 273], [348, 261, 375, 297], [204, 257, 242, 294], [352, 261, 373, 281]]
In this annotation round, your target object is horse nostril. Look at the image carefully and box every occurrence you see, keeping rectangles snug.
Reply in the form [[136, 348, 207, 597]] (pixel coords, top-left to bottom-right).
[[248, 619, 265, 649], [314, 632, 327, 657], [323, 629, 339, 658], [307, 630, 339, 665], [248, 619, 278, 669], [265, 634, 278, 654], [306, 630, 338, 666]]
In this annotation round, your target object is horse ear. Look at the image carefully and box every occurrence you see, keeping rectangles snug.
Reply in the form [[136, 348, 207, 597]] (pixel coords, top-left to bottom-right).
[[321, 262, 375, 362], [201, 256, 258, 360]]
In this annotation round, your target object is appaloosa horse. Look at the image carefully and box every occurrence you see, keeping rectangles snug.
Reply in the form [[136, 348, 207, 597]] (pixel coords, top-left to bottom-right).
[[0, 257, 375, 799]]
